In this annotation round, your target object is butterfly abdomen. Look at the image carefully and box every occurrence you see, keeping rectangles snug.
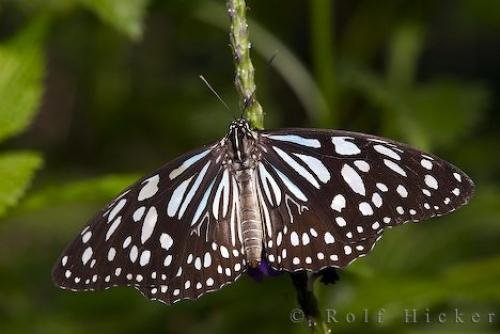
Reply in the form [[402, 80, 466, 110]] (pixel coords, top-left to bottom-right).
[[235, 168, 263, 268]]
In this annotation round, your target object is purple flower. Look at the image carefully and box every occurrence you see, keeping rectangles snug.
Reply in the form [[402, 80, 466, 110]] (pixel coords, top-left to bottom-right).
[[247, 258, 282, 281]]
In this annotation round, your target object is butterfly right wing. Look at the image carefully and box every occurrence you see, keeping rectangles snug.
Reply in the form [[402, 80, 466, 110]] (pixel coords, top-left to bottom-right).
[[254, 128, 474, 272], [52, 141, 246, 304]]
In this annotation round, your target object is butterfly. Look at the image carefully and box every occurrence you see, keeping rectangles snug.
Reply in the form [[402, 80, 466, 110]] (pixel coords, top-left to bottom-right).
[[52, 118, 474, 304]]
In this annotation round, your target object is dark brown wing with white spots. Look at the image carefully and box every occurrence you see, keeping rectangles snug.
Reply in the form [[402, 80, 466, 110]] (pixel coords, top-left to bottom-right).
[[256, 129, 474, 272], [52, 142, 246, 304]]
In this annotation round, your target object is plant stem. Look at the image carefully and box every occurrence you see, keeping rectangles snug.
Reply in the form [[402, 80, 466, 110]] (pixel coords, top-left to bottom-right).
[[226, 0, 264, 128], [291, 272, 331, 333]]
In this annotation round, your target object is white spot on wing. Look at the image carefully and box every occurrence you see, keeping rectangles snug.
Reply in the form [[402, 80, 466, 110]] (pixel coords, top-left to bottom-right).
[[82, 231, 92, 243], [354, 160, 370, 172], [272, 166, 308, 202], [302, 233, 310, 246], [372, 192, 383, 208], [107, 247, 116, 261], [273, 146, 320, 188], [276, 232, 283, 246], [424, 175, 439, 190], [374, 144, 401, 160], [167, 177, 192, 217], [141, 207, 158, 243], [178, 161, 211, 219], [336, 217, 347, 227], [108, 198, 126, 222], [203, 252, 212, 268], [421, 159, 433, 170], [169, 150, 210, 179], [260, 192, 272, 239], [258, 163, 282, 206], [140, 250, 151, 266], [384, 159, 407, 177], [138, 175, 159, 201], [293, 153, 331, 183], [213, 169, 230, 219], [359, 202, 374, 216], [397, 185, 408, 198], [324, 232, 335, 244], [160, 233, 173, 251], [220, 246, 229, 258], [290, 231, 299, 246], [133, 206, 146, 222], [266, 134, 321, 148], [106, 216, 122, 241], [129, 246, 138, 263], [332, 137, 360, 155], [341, 164, 365, 196], [81, 247, 93, 265], [191, 179, 216, 226], [376, 183, 388, 192], [330, 194, 346, 212]]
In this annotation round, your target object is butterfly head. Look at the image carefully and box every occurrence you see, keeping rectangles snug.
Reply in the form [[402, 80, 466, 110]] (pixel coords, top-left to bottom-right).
[[229, 118, 252, 132], [228, 118, 254, 162]]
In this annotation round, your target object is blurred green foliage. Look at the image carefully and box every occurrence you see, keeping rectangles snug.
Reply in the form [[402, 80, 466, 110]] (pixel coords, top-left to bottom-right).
[[0, 15, 45, 217], [0, 0, 499, 333]]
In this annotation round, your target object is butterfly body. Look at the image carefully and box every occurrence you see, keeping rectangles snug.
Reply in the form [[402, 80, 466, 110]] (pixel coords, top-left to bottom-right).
[[53, 118, 474, 304], [227, 119, 264, 268]]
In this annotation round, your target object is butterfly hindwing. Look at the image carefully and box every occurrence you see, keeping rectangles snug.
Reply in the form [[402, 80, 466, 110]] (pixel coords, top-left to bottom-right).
[[52, 142, 246, 304], [256, 128, 474, 271]]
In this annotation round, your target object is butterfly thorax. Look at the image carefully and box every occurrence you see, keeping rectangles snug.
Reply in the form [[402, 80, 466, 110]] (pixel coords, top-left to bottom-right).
[[227, 119, 263, 268]]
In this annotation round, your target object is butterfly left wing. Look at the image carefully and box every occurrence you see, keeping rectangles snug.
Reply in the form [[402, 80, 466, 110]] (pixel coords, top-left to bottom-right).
[[255, 128, 474, 272], [52, 142, 246, 304]]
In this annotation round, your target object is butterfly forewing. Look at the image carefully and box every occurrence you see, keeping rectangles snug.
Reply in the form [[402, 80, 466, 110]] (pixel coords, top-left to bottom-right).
[[52, 142, 246, 304], [256, 128, 474, 271]]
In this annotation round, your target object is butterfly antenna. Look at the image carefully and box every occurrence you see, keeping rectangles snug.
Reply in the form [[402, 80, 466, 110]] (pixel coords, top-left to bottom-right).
[[199, 75, 235, 119]]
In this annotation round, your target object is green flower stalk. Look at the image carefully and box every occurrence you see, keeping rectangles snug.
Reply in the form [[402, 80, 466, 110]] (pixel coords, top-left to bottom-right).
[[227, 0, 264, 129]]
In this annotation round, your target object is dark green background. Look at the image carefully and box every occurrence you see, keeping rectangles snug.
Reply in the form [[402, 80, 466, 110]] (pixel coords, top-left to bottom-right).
[[0, 0, 499, 333]]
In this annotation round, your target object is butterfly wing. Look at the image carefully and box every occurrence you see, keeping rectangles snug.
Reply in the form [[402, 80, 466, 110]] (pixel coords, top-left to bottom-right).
[[52, 141, 246, 304], [256, 128, 474, 271]]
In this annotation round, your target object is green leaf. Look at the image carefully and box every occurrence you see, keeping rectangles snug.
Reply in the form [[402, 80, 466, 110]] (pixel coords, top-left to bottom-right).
[[0, 16, 47, 144], [80, 0, 150, 40], [0, 152, 43, 218], [387, 22, 425, 88], [338, 65, 489, 149], [19, 174, 139, 212], [406, 79, 489, 148]]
